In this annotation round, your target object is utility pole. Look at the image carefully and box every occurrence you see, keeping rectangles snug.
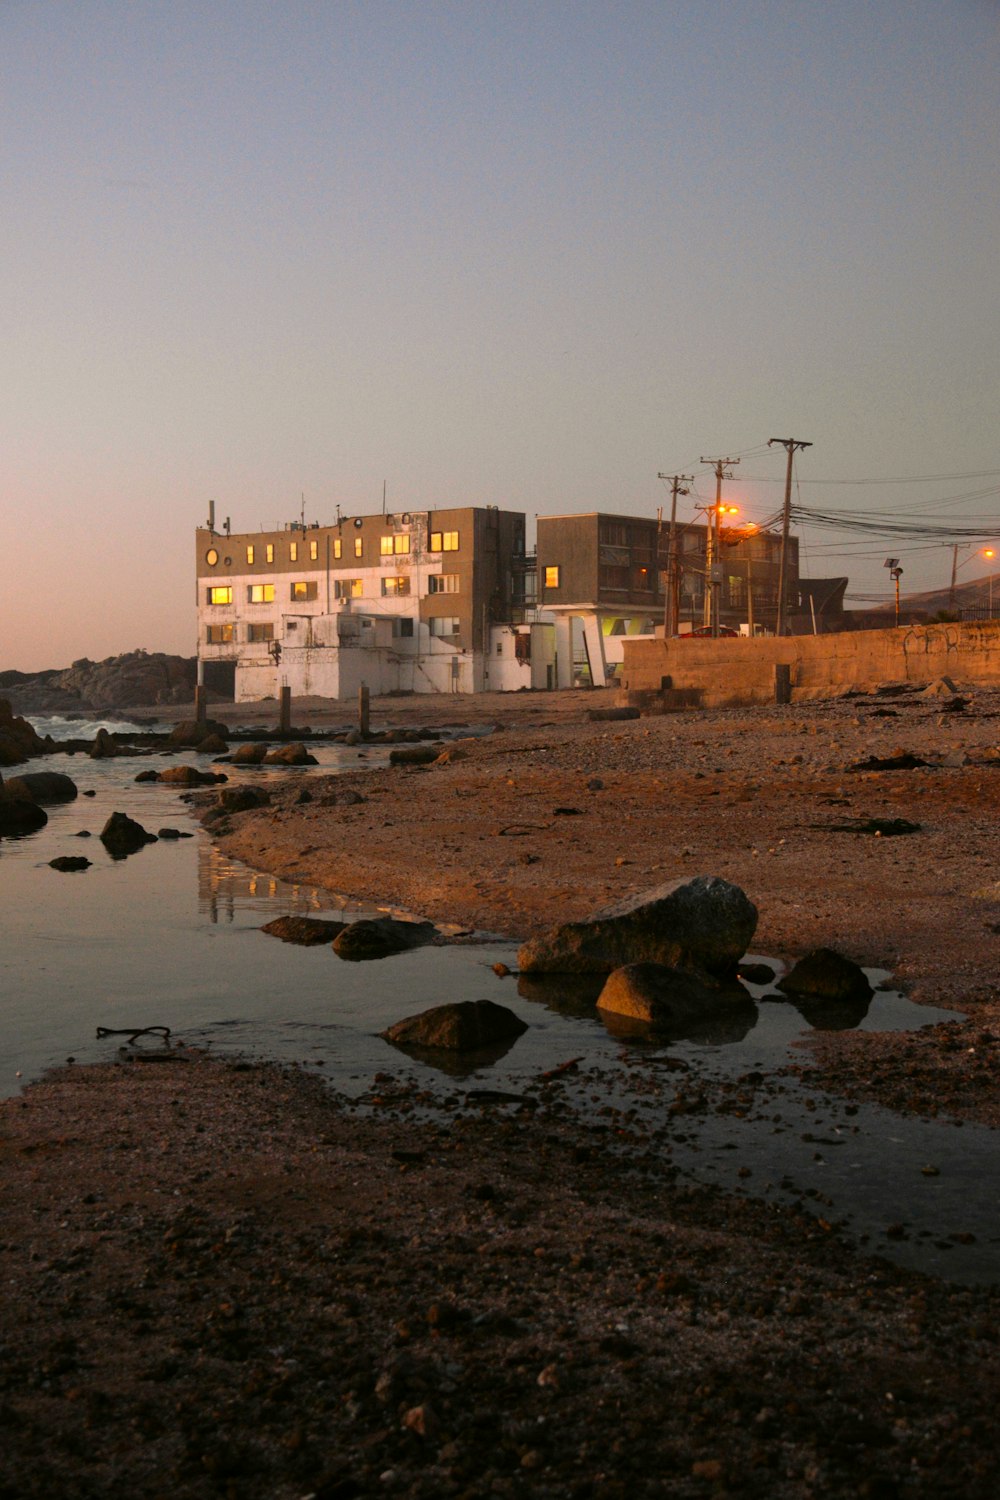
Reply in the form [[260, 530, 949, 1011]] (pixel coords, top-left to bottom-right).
[[700, 458, 739, 636], [769, 437, 812, 636], [657, 472, 693, 636]]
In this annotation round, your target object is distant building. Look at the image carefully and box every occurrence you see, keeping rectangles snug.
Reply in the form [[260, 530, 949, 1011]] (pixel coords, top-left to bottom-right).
[[535, 512, 798, 685], [196, 506, 555, 701]]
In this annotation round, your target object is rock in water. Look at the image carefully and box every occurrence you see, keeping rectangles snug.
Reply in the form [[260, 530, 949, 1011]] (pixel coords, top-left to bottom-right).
[[382, 1000, 528, 1051], [517, 876, 757, 978], [89, 727, 118, 758], [157, 765, 227, 787], [3, 771, 78, 804], [263, 743, 318, 765], [0, 793, 48, 837], [229, 742, 270, 765], [0, 698, 50, 766], [166, 719, 229, 749], [261, 915, 347, 945], [49, 856, 91, 872], [778, 948, 872, 1004], [333, 918, 437, 961], [596, 962, 757, 1044], [100, 811, 158, 859]]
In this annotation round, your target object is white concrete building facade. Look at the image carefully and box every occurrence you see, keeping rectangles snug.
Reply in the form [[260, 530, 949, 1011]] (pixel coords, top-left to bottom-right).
[[196, 506, 538, 701]]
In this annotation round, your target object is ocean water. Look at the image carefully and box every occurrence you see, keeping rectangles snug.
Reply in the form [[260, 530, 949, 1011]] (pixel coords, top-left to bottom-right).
[[2, 715, 997, 1283]]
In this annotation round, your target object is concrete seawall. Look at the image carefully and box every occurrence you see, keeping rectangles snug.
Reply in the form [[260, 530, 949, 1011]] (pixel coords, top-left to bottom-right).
[[620, 621, 1000, 708]]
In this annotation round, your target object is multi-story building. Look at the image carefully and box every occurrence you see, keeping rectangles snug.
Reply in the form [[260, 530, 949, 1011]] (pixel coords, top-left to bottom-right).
[[536, 512, 798, 685], [195, 505, 556, 701]]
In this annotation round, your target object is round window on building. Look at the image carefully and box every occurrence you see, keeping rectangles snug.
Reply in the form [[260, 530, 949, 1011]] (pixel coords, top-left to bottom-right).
[[206, 548, 219, 566], [223, 556, 232, 567]]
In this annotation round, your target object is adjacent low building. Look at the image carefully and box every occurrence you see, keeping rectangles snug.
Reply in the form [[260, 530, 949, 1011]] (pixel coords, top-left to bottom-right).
[[536, 512, 798, 685], [196, 505, 556, 701]]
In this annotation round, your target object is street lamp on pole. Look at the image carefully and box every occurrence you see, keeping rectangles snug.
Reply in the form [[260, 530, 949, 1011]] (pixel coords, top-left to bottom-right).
[[697, 502, 740, 635], [949, 544, 997, 616]]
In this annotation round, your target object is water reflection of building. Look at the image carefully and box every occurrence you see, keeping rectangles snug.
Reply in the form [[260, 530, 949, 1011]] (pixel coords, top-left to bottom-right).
[[197, 840, 341, 925]]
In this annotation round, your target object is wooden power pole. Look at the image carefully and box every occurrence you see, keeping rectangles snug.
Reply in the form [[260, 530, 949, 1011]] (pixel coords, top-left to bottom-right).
[[657, 472, 693, 635], [769, 437, 812, 636], [700, 457, 739, 636]]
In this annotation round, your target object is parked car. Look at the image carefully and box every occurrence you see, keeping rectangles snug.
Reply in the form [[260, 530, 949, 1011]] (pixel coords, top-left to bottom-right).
[[679, 625, 739, 639]]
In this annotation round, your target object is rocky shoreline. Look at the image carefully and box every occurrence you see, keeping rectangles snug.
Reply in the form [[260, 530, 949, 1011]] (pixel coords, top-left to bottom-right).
[[3, 683, 1000, 1495]]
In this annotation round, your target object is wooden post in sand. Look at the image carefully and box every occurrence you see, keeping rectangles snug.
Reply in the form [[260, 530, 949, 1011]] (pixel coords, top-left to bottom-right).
[[774, 663, 791, 705], [194, 659, 206, 723], [358, 683, 370, 739], [279, 685, 292, 736]]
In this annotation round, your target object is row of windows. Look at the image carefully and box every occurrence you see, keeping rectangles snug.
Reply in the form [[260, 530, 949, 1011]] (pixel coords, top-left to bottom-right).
[[208, 575, 460, 606], [205, 616, 460, 645], [206, 531, 460, 569]]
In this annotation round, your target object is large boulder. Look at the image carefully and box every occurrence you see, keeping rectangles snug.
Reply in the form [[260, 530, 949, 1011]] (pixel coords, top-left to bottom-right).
[[517, 876, 757, 978], [382, 1000, 528, 1052], [3, 771, 78, 804], [778, 948, 873, 1005], [100, 811, 158, 859], [333, 917, 437, 961]]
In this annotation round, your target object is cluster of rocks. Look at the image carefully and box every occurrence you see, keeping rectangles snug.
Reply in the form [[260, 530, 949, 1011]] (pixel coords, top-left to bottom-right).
[[0, 651, 198, 713], [0, 698, 53, 766]]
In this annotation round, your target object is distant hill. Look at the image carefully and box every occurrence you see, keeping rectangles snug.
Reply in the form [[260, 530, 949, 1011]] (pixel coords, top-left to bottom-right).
[[864, 573, 998, 622]]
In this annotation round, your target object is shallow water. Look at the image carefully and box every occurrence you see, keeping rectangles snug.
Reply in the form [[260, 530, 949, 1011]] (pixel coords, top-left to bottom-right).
[[3, 720, 997, 1284]]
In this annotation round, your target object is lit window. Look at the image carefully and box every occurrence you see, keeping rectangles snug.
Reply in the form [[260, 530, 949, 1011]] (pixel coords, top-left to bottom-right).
[[394, 534, 410, 554], [544, 566, 560, 589], [380, 536, 394, 556], [354, 536, 363, 558], [248, 622, 275, 642], [248, 583, 275, 603], [265, 543, 274, 563], [428, 574, 459, 594], [208, 586, 233, 605], [246, 545, 255, 565], [381, 576, 411, 596], [333, 538, 342, 559], [428, 616, 460, 637], [206, 623, 233, 643], [334, 579, 364, 599], [289, 541, 298, 561], [309, 540, 319, 561], [430, 530, 459, 552], [290, 581, 318, 601], [205, 548, 219, 566]]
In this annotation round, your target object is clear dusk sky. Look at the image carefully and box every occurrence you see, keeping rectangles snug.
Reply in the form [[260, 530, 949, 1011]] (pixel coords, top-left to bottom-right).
[[3, 0, 998, 670]]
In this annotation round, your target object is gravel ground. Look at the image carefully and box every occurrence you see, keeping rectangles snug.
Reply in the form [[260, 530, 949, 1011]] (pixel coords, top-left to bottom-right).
[[3, 1056, 999, 1499], [4, 684, 1000, 1497]]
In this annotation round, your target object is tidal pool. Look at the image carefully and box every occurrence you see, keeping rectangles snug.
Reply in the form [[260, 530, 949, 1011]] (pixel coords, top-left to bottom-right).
[[2, 727, 995, 1283]]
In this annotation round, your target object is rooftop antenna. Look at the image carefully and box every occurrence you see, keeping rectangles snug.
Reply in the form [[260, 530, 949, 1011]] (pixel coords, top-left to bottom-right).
[[301, 492, 306, 529], [382, 479, 387, 518], [207, 500, 216, 533]]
